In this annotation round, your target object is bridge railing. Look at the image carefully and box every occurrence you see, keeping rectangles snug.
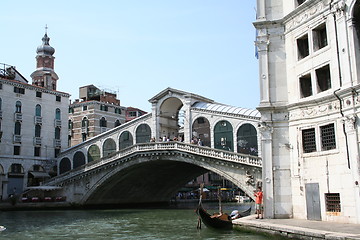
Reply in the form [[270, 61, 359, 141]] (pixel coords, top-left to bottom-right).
[[45, 142, 262, 186]]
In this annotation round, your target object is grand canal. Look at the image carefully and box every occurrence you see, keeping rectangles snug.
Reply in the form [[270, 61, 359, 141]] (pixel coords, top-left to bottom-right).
[[0, 203, 279, 240]]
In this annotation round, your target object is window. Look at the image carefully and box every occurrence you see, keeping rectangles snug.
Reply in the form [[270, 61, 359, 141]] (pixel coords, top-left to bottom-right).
[[300, 74, 312, 98], [313, 23, 328, 51], [14, 86, 25, 94], [83, 105, 87, 111], [55, 127, 61, 140], [13, 146, 20, 155], [82, 118, 89, 128], [69, 107, 74, 114], [115, 119, 121, 127], [297, 34, 309, 60], [36, 91, 42, 98], [325, 193, 341, 212], [55, 108, 61, 120], [35, 124, 41, 137], [55, 149, 60, 158], [35, 104, 42, 117], [0, 83, 2, 89], [320, 123, 336, 151], [129, 111, 137, 117], [56, 96, 61, 102], [115, 108, 121, 114], [100, 117, 107, 127], [82, 133, 87, 142], [100, 105, 108, 111], [302, 128, 316, 153], [68, 120, 73, 130], [34, 147, 41, 157], [15, 101, 22, 113], [316, 65, 331, 92], [0, 98, 2, 110], [14, 122, 21, 135], [296, 0, 306, 7], [197, 117, 205, 124]]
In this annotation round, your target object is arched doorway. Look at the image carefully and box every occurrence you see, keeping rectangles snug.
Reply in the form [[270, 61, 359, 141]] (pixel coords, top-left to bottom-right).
[[119, 131, 133, 150], [73, 151, 86, 169], [136, 124, 151, 143], [237, 123, 258, 156], [88, 145, 101, 162], [159, 97, 183, 141], [214, 120, 233, 151], [103, 138, 116, 156], [192, 117, 211, 147], [59, 157, 71, 174]]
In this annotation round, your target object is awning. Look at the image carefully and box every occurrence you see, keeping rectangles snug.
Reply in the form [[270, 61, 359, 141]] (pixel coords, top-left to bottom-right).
[[26, 186, 62, 191], [29, 171, 51, 178]]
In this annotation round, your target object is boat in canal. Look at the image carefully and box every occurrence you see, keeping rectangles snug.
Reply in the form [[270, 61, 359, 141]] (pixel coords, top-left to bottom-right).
[[0, 226, 6, 232], [196, 185, 251, 230]]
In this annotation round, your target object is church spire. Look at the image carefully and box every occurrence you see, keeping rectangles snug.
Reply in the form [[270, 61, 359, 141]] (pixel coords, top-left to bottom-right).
[[31, 26, 59, 91]]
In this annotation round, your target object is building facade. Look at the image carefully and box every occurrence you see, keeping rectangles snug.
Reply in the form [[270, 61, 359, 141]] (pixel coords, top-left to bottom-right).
[[0, 32, 70, 200], [68, 85, 126, 146], [255, 0, 360, 223]]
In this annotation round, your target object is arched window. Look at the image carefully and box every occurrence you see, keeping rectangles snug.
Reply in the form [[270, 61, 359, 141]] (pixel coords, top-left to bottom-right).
[[136, 124, 151, 143], [55, 127, 61, 139], [100, 117, 107, 127], [88, 145, 100, 162], [103, 138, 116, 156], [55, 108, 61, 120], [73, 151, 86, 169], [115, 119, 121, 127], [35, 104, 42, 117], [35, 124, 41, 137], [59, 158, 71, 174], [15, 101, 22, 113], [68, 120, 73, 130], [214, 120, 234, 152], [82, 117, 89, 128], [237, 124, 258, 156], [14, 122, 21, 135]]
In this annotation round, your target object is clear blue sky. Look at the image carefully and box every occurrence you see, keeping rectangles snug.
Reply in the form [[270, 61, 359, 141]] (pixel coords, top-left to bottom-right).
[[2, 0, 259, 112]]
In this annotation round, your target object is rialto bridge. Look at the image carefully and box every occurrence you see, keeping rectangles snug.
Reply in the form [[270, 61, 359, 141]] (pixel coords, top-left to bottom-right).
[[45, 88, 262, 206]]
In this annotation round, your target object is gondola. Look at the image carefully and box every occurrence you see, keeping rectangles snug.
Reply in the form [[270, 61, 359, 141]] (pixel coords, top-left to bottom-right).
[[196, 204, 252, 230], [195, 185, 251, 230]]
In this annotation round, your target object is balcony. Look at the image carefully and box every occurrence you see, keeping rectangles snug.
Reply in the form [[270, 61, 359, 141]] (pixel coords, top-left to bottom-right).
[[68, 129, 73, 137], [0, 110, 2, 119], [14, 113, 22, 121], [54, 139, 61, 148], [33, 137, 42, 146], [34, 116, 42, 124], [54, 119, 62, 127], [13, 135, 21, 143], [100, 127, 107, 133], [81, 127, 88, 134]]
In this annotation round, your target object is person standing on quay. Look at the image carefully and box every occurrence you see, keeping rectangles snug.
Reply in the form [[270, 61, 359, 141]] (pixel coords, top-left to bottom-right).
[[254, 187, 263, 219]]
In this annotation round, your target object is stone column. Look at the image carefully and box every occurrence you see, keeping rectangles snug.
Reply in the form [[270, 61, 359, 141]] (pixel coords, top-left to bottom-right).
[[183, 98, 192, 144], [343, 115, 360, 223], [259, 121, 274, 218], [151, 102, 159, 141], [255, 28, 270, 106], [256, 0, 266, 20]]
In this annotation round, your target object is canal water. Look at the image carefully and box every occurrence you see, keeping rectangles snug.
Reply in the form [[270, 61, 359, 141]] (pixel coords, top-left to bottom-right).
[[0, 203, 279, 240]]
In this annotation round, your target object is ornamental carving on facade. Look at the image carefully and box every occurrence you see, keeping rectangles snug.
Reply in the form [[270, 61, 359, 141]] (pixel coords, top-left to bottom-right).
[[285, 0, 331, 32], [342, 114, 357, 131], [289, 101, 339, 120]]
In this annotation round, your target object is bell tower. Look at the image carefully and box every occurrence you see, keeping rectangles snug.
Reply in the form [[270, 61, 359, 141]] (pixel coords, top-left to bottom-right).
[[31, 26, 59, 91]]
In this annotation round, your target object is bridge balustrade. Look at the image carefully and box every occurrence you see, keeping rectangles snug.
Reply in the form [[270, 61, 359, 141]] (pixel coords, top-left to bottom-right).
[[47, 142, 262, 187]]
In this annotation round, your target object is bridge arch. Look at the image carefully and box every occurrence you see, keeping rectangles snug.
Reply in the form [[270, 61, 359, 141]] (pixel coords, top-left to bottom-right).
[[236, 123, 258, 156], [214, 120, 234, 152], [79, 151, 260, 206], [136, 123, 151, 143], [59, 157, 71, 174], [119, 131, 133, 150], [103, 138, 117, 157], [73, 151, 86, 169], [88, 144, 101, 162], [192, 116, 211, 147]]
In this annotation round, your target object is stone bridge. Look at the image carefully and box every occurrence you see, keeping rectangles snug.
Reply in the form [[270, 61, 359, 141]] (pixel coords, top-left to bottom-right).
[[43, 88, 262, 207], [46, 142, 262, 206]]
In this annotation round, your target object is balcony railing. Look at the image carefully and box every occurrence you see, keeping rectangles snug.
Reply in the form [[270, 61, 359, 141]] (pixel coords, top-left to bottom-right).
[[14, 113, 22, 121], [54, 119, 62, 127], [68, 129, 73, 137], [100, 127, 107, 133], [34, 116, 42, 124], [0, 110, 2, 119], [54, 139, 61, 148], [33, 137, 42, 146], [81, 127, 88, 134], [13, 135, 21, 143]]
